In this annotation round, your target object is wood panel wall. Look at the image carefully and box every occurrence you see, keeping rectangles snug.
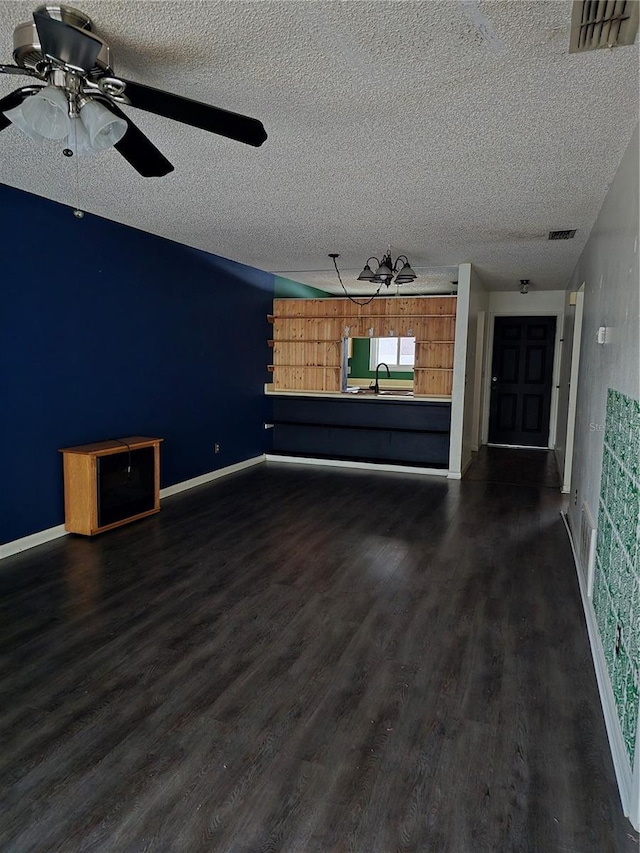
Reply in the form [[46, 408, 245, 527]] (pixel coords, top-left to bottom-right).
[[269, 296, 457, 396]]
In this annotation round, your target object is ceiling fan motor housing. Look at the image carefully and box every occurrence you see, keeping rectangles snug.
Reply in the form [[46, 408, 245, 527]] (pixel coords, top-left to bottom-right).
[[13, 5, 112, 76]]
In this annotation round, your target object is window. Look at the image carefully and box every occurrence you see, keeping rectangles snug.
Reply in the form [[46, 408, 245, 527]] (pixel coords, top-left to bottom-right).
[[369, 337, 415, 371]]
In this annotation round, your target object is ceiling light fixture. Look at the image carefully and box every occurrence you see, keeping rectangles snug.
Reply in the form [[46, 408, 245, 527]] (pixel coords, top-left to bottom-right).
[[520, 279, 530, 295], [357, 250, 417, 286], [3, 84, 127, 153], [329, 248, 418, 306]]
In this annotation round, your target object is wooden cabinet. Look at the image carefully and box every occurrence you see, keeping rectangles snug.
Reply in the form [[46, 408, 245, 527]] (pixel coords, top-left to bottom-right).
[[59, 436, 162, 536], [269, 296, 457, 396]]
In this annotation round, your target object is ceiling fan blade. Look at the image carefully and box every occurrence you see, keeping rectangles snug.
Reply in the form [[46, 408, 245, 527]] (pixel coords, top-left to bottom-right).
[[105, 101, 174, 177], [0, 64, 41, 78], [120, 79, 267, 147], [33, 10, 102, 71], [0, 86, 43, 132]]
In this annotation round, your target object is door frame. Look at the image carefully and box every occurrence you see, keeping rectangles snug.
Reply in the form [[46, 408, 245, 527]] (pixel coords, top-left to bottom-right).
[[561, 285, 585, 492], [471, 310, 486, 452], [481, 308, 564, 449]]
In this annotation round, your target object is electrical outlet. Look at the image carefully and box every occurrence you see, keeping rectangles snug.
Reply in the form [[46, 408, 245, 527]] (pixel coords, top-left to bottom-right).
[[214, 443, 220, 454], [615, 623, 622, 656]]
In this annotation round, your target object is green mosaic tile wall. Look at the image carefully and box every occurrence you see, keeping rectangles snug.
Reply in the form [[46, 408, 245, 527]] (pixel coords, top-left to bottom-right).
[[593, 388, 640, 766]]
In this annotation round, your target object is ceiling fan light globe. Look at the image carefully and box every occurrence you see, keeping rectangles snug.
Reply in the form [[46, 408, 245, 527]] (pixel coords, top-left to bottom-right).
[[357, 264, 375, 281], [21, 85, 70, 139], [3, 103, 45, 143], [67, 116, 96, 156], [80, 99, 127, 150], [398, 261, 416, 280], [373, 261, 393, 280]]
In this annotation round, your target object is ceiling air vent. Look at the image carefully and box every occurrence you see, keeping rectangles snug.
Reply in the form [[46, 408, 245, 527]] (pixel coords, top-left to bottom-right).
[[569, 0, 639, 53], [549, 229, 577, 240]]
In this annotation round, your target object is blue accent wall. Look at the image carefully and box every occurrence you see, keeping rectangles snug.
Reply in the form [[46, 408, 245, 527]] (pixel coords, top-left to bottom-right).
[[0, 183, 273, 545]]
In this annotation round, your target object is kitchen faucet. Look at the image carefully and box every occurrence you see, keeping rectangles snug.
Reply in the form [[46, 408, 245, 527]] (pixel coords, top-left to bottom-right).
[[372, 362, 391, 394]]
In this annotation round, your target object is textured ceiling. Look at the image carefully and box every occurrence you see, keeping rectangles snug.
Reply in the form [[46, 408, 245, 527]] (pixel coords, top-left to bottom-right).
[[0, 1, 638, 293]]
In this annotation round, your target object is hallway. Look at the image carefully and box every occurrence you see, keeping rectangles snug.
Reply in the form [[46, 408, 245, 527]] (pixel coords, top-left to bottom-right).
[[464, 445, 561, 490], [0, 461, 636, 852]]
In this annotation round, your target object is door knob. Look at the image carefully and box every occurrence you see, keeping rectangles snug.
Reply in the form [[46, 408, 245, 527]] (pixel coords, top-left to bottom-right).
[[492, 376, 498, 382]]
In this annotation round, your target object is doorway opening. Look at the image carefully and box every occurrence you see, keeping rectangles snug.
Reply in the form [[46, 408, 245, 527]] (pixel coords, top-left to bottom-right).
[[488, 315, 557, 447]]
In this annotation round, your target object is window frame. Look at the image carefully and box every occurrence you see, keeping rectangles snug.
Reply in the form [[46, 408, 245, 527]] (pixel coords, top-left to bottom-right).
[[368, 337, 416, 372]]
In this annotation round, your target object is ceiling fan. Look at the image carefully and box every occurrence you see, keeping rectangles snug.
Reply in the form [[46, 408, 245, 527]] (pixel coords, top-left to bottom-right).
[[0, 5, 267, 177]]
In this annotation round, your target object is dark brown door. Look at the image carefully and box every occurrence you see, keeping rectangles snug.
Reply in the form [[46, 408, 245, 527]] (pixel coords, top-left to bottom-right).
[[488, 316, 556, 447]]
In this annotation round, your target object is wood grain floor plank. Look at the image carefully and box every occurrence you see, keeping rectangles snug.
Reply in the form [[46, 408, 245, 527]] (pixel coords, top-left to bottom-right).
[[0, 458, 637, 852]]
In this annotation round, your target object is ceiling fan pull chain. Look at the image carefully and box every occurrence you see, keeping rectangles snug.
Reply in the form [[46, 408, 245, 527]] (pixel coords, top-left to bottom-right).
[[71, 118, 84, 218]]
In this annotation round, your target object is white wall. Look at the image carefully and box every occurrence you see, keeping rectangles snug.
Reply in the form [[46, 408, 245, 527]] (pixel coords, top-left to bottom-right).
[[461, 266, 489, 469], [556, 286, 586, 493], [481, 290, 565, 446], [487, 290, 566, 314], [567, 123, 640, 537], [450, 263, 490, 476], [555, 291, 578, 487], [449, 263, 471, 476], [565, 124, 639, 828]]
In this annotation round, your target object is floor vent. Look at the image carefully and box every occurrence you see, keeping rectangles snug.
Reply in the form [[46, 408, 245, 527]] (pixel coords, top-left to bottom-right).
[[569, 0, 639, 53], [579, 502, 597, 597], [548, 229, 577, 240]]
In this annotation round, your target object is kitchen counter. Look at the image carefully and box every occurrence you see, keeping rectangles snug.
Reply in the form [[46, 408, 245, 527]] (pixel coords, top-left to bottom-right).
[[264, 387, 451, 403], [268, 393, 451, 467]]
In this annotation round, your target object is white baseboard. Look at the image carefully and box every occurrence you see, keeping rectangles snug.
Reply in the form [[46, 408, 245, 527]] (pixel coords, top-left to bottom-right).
[[1, 456, 267, 562], [487, 442, 552, 450], [561, 511, 638, 830], [160, 455, 266, 498], [0, 524, 68, 561], [265, 454, 449, 478]]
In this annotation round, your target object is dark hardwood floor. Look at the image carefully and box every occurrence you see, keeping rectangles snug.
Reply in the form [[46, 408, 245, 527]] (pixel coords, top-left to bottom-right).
[[464, 446, 561, 490], [0, 461, 637, 852]]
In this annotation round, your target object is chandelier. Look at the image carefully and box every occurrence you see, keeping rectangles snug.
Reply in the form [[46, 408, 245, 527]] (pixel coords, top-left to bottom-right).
[[329, 248, 418, 306], [357, 250, 417, 286]]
